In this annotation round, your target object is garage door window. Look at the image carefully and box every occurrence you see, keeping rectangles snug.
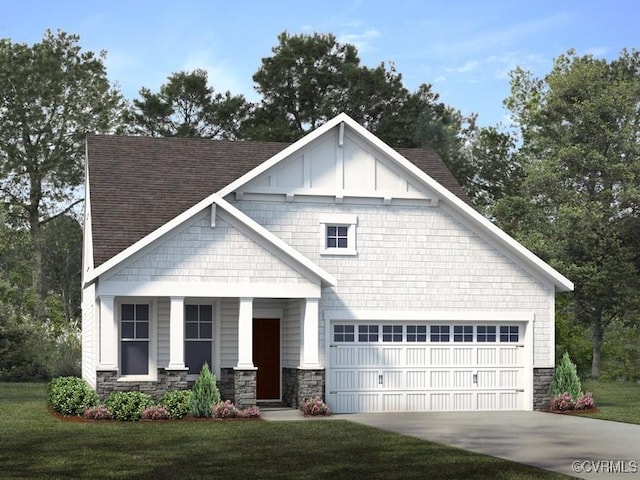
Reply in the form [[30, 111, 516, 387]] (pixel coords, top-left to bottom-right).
[[500, 325, 519, 342], [477, 325, 497, 342], [430, 325, 450, 342], [406, 325, 427, 342], [358, 325, 379, 342], [454, 325, 473, 342], [334, 324, 355, 342], [382, 325, 403, 342]]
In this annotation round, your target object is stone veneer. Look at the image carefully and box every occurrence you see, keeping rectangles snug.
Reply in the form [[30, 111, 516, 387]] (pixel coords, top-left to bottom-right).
[[233, 369, 257, 408], [533, 367, 555, 410], [96, 368, 188, 401], [282, 367, 325, 408]]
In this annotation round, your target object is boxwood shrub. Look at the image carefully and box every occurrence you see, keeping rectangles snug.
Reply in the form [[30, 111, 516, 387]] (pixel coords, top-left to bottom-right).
[[47, 376, 98, 416], [105, 391, 154, 421], [160, 390, 191, 419]]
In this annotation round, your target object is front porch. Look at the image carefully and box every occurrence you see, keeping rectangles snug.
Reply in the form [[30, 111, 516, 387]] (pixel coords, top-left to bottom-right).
[[94, 295, 325, 407]]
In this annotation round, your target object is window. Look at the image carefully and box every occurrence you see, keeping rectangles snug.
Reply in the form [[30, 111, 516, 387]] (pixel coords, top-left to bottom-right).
[[185, 304, 213, 375], [319, 214, 357, 255], [358, 325, 379, 342], [327, 225, 349, 249], [477, 325, 497, 342], [430, 325, 450, 342], [121, 303, 149, 375], [382, 325, 403, 342], [406, 325, 427, 342], [334, 324, 355, 342], [454, 325, 473, 342], [500, 325, 519, 343]]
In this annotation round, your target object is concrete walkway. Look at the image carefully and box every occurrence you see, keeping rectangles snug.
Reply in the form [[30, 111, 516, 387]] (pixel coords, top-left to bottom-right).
[[262, 409, 640, 479]]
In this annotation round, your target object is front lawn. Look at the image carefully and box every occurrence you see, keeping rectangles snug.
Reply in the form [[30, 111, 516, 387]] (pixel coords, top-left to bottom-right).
[[0, 383, 570, 479], [582, 380, 640, 425]]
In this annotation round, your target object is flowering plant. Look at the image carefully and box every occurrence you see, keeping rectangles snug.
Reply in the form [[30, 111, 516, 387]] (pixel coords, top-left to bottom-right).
[[239, 406, 261, 418], [550, 392, 574, 411], [301, 397, 331, 416], [574, 392, 595, 410], [212, 400, 239, 419], [141, 405, 171, 420], [83, 405, 113, 420]]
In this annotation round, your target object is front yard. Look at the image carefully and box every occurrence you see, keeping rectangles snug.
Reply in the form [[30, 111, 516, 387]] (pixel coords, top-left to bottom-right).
[[0, 383, 570, 479], [582, 380, 640, 424]]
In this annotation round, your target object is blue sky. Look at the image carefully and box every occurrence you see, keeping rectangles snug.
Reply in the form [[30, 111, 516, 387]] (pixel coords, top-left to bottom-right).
[[2, 0, 638, 126]]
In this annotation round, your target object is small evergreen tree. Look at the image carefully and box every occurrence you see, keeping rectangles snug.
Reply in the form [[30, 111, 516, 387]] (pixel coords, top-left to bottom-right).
[[189, 363, 220, 417], [549, 352, 582, 399]]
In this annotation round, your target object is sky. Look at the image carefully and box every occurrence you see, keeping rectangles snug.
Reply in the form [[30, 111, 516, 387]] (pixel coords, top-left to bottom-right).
[[1, 0, 639, 127]]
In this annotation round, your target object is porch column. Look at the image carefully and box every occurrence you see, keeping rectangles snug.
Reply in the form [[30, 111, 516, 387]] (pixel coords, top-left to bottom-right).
[[300, 298, 321, 368], [98, 295, 117, 369], [236, 297, 255, 369], [168, 296, 187, 370]]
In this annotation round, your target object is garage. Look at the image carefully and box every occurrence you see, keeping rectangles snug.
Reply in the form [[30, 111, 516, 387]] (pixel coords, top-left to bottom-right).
[[327, 321, 529, 413]]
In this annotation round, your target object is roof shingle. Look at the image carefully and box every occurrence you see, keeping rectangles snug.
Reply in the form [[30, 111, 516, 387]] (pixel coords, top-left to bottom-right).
[[87, 135, 469, 268]]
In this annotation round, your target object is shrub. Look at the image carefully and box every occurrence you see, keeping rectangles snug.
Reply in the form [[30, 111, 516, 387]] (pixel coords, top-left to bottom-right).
[[550, 392, 574, 411], [239, 406, 261, 419], [47, 376, 98, 416], [105, 391, 154, 421], [212, 400, 239, 419], [160, 390, 192, 419], [301, 397, 331, 416], [141, 405, 171, 420], [549, 352, 582, 399], [83, 405, 112, 420], [575, 392, 596, 410], [189, 363, 220, 418]]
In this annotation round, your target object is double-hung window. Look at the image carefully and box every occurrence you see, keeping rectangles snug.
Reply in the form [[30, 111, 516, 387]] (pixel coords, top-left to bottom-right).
[[121, 303, 149, 375], [185, 304, 213, 375]]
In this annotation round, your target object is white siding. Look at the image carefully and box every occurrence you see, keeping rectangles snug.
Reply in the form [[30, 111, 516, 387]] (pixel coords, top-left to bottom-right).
[[104, 210, 309, 285], [220, 298, 239, 367], [81, 283, 96, 387], [282, 299, 302, 368], [156, 297, 170, 368], [230, 199, 555, 368]]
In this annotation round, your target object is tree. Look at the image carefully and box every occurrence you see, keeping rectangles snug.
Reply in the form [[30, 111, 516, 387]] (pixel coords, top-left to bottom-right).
[[129, 69, 250, 139], [503, 50, 640, 379], [0, 30, 124, 304]]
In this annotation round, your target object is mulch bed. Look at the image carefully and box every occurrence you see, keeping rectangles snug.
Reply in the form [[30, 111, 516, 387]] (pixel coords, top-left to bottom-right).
[[541, 407, 600, 415], [48, 407, 262, 423]]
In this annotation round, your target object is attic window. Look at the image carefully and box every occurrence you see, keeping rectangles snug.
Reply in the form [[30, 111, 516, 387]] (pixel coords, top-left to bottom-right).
[[319, 214, 357, 256]]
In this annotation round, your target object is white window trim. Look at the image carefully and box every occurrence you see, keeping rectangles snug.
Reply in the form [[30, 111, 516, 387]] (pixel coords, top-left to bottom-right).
[[117, 298, 157, 382], [319, 214, 358, 256]]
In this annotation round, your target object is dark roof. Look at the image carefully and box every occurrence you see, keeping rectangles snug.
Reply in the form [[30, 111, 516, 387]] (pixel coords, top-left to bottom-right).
[[87, 135, 470, 268]]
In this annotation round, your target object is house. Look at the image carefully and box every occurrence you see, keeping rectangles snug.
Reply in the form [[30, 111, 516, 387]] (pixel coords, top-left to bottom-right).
[[81, 113, 573, 413]]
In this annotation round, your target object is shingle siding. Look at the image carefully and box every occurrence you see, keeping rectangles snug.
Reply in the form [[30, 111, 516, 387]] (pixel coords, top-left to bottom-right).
[[230, 198, 554, 367]]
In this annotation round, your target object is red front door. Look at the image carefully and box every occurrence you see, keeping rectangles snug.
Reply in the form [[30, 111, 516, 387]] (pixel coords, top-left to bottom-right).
[[253, 318, 280, 400]]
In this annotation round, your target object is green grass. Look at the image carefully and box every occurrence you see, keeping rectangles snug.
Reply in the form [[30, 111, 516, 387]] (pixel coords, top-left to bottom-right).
[[0, 383, 570, 480], [582, 380, 640, 424]]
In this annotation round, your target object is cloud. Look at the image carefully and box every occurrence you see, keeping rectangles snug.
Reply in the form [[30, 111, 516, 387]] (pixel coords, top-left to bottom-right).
[[446, 60, 479, 74], [336, 27, 381, 52]]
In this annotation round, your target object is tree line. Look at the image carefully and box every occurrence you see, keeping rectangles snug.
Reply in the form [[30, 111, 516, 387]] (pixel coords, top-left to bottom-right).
[[1, 29, 639, 381]]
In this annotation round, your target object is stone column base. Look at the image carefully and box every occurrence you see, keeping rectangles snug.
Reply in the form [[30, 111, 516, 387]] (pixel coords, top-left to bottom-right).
[[533, 367, 555, 410], [233, 369, 257, 408], [282, 367, 325, 408]]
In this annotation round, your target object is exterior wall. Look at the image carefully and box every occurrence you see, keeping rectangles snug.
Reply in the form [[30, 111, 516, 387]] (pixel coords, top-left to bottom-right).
[[533, 367, 555, 410], [156, 297, 170, 368], [103, 210, 309, 286], [96, 368, 188, 402], [81, 283, 97, 388], [230, 199, 556, 369], [282, 299, 302, 368], [220, 298, 239, 367]]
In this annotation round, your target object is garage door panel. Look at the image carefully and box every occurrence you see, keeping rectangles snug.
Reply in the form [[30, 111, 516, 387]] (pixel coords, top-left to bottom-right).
[[328, 322, 527, 413]]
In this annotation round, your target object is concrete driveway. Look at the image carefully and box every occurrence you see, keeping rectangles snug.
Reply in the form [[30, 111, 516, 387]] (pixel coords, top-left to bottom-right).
[[340, 411, 640, 479]]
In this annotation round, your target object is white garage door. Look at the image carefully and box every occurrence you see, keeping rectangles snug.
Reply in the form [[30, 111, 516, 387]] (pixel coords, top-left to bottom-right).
[[327, 322, 526, 413]]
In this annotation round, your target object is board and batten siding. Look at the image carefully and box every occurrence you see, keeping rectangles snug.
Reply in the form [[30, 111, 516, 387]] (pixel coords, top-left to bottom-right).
[[230, 198, 556, 368]]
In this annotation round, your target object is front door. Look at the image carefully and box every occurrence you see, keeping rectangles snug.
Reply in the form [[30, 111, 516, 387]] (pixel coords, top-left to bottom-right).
[[253, 318, 280, 400]]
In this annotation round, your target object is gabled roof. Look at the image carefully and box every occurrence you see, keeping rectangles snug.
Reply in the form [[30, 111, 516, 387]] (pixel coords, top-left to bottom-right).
[[86, 131, 468, 268]]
